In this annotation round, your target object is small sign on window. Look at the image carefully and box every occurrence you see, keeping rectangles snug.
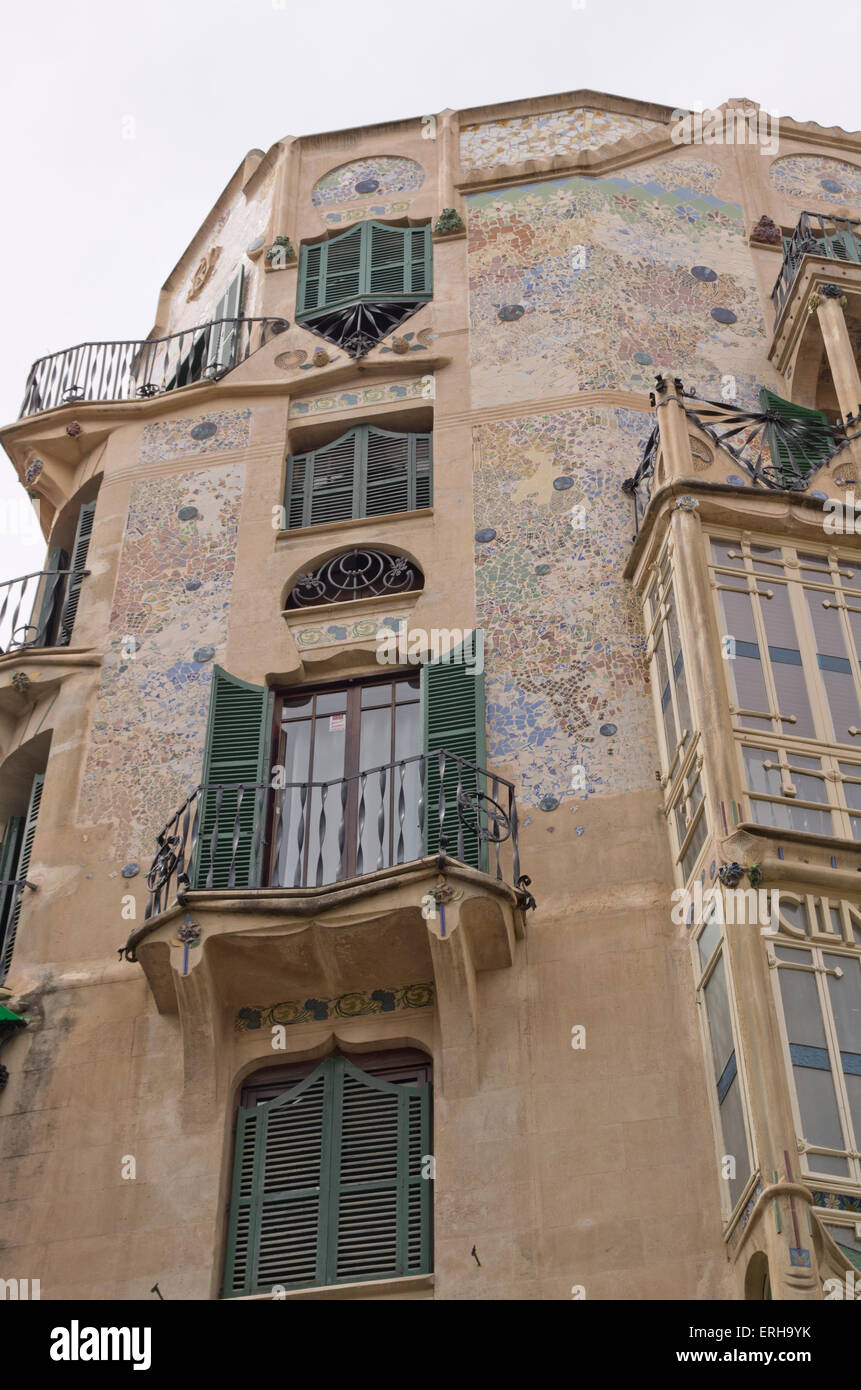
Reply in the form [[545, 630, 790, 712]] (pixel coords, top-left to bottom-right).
[[329, 714, 346, 731]]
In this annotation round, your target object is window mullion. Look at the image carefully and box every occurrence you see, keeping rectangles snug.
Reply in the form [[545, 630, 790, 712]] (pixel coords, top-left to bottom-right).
[[815, 950, 857, 1159], [786, 556, 834, 743], [746, 567, 782, 735]]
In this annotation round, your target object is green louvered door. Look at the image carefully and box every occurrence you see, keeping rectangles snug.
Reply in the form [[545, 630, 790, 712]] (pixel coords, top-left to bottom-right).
[[421, 632, 487, 870], [223, 1058, 431, 1296], [0, 816, 23, 981], [208, 267, 244, 374], [57, 501, 96, 645], [760, 389, 834, 485], [194, 666, 273, 889], [0, 773, 43, 983], [31, 546, 66, 647]]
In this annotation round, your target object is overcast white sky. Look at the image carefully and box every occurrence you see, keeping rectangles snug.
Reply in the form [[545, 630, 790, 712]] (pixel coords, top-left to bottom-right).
[[1, 0, 858, 584]]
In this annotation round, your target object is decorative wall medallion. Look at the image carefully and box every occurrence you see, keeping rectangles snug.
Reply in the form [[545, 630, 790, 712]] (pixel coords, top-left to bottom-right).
[[190, 421, 218, 441], [121, 863, 139, 879], [553, 476, 574, 490], [717, 861, 745, 886], [193, 646, 215, 663], [475, 528, 497, 543], [711, 306, 737, 324], [177, 506, 200, 520], [675, 495, 699, 511], [539, 795, 559, 812], [186, 246, 222, 302], [726, 474, 746, 487], [599, 723, 617, 736], [498, 304, 525, 321], [185, 579, 202, 591], [689, 436, 714, 471], [234, 981, 435, 1031], [275, 349, 308, 371], [66, 421, 82, 437]]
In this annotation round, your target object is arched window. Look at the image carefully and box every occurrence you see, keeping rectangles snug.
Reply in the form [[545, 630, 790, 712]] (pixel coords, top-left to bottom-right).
[[285, 424, 432, 529], [222, 1051, 432, 1296], [285, 548, 423, 609]]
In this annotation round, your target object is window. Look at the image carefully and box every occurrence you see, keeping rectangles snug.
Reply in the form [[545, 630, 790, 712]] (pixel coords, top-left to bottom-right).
[[285, 548, 423, 609], [222, 1052, 432, 1296], [193, 643, 488, 890], [643, 553, 694, 777], [296, 222, 432, 357], [285, 425, 432, 530], [0, 773, 44, 983], [694, 917, 754, 1215], [771, 942, 861, 1184]]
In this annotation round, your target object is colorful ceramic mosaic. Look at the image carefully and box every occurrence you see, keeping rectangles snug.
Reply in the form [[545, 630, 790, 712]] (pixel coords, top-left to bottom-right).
[[769, 155, 861, 210], [473, 406, 658, 809], [139, 410, 251, 465], [234, 982, 434, 1031], [323, 200, 413, 227], [311, 157, 424, 208], [290, 613, 407, 650], [289, 379, 428, 417], [79, 464, 244, 856], [460, 107, 663, 171], [811, 1190, 861, 1215], [466, 157, 769, 409]]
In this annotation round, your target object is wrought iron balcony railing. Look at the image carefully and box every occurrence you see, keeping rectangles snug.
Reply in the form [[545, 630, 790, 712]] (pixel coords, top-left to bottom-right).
[[18, 315, 289, 418], [144, 751, 529, 921], [0, 568, 84, 654], [772, 211, 861, 324]]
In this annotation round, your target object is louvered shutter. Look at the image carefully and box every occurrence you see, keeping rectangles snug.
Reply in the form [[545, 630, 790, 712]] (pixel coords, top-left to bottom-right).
[[194, 666, 273, 889], [285, 427, 433, 529], [297, 243, 324, 316], [0, 816, 22, 980], [330, 1059, 430, 1284], [421, 632, 487, 870], [368, 224, 412, 297], [207, 267, 244, 374], [286, 431, 361, 528], [224, 1064, 330, 1296], [324, 226, 363, 308], [223, 1058, 431, 1296], [57, 502, 96, 645], [760, 388, 835, 483], [31, 546, 67, 647], [0, 774, 43, 983], [406, 225, 432, 295]]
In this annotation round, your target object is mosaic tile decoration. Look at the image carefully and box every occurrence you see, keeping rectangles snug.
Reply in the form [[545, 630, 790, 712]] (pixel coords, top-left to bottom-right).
[[473, 406, 659, 809], [79, 464, 244, 857], [289, 379, 428, 417], [811, 1190, 861, 1215], [290, 614, 407, 650], [769, 155, 861, 210], [311, 156, 424, 208], [235, 982, 434, 1030], [323, 200, 413, 227], [466, 156, 768, 410], [460, 107, 663, 171], [139, 409, 251, 465]]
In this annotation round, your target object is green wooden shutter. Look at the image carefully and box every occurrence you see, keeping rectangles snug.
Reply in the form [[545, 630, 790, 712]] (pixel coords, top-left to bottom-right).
[[208, 267, 244, 373], [330, 1059, 431, 1284], [297, 224, 432, 319], [760, 388, 835, 484], [285, 430, 361, 529], [31, 546, 66, 647], [0, 816, 23, 980], [421, 631, 487, 870], [57, 502, 96, 646], [0, 774, 43, 983], [297, 242, 324, 316], [406, 225, 432, 295], [194, 666, 273, 889], [223, 1058, 431, 1296], [223, 1063, 331, 1296], [285, 427, 433, 529]]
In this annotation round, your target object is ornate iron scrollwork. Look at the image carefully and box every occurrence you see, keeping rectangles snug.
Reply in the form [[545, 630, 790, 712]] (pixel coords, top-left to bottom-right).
[[287, 548, 423, 608], [145, 835, 181, 893], [456, 787, 513, 844]]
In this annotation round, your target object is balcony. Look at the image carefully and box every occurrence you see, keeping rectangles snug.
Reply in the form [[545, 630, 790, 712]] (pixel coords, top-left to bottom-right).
[[142, 750, 527, 920], [18, 315, 289, 418], [0, 568, 84, 655], [772, 212, 861, 326]]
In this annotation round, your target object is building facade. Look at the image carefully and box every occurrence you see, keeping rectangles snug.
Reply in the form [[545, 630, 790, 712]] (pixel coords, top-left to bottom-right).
[[1, 88, 861, 1300]]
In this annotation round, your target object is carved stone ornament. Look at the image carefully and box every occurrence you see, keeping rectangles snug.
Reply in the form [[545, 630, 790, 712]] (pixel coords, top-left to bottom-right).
[[65, 421, 82, 438], [751, 215, 782, 245], [24, 458, 43, 485], [675, 494, 699, 511], [11, 672, 31, 693], [717, 862, 745, 887], [186, 246, 222, 302]]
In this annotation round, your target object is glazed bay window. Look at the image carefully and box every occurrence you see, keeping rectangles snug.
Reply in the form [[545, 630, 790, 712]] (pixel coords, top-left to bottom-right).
[[770, 943, 861, 1184], [694, 917, 754, 1215], [644, 551, 694, 778], [740, 745, 861, 841], [670, 758, 709, 884], [710, 535, 861, 746]]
